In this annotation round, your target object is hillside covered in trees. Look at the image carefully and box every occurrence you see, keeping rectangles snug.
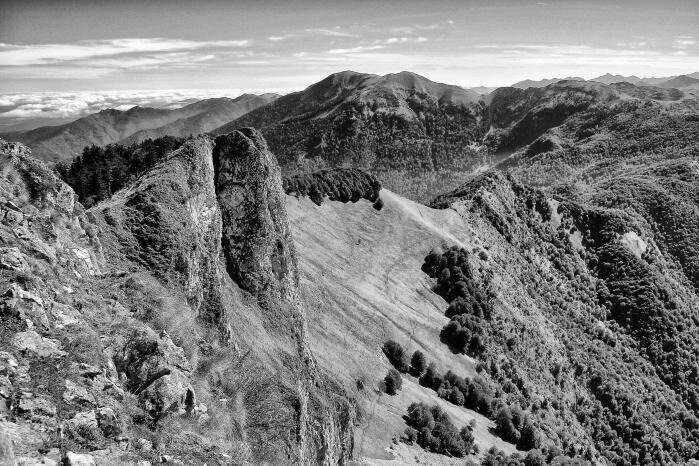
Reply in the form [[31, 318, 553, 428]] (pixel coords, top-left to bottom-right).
[[211, 72, 696, 202]]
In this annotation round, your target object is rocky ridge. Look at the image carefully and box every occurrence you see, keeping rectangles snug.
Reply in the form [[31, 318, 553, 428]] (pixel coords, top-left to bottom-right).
[[0, 132, 355, 464]]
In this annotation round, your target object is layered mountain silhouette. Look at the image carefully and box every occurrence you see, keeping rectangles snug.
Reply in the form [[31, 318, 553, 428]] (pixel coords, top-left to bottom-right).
[[509, 72, 699, 89], [510, 76, 585, 88], [0, 94, 277, 163]]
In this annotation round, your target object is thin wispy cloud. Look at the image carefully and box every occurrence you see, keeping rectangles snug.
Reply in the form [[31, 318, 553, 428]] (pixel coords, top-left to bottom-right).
[[303, 28, 358, 38], [327, 45, 386, 54], [0, 38, 251, 66], [388, 21, 454, 35], [674, 35, 696, 49]]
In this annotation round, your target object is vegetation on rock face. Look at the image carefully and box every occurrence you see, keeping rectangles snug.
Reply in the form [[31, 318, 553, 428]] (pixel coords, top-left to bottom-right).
[[425, 170, 699, 464], [57, 136, 186, 207], [282, 168, 382, 207]]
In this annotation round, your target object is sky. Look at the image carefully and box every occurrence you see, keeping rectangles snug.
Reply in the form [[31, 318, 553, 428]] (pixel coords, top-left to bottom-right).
[[0, 0, 697, 129]]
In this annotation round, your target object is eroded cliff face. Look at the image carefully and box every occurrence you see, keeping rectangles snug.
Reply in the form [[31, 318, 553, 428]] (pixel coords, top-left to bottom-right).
[[0, 135, 355, 464], [214, 129, 300, 309], [93, 136, 225, 330], [212, 129, 355, 465]]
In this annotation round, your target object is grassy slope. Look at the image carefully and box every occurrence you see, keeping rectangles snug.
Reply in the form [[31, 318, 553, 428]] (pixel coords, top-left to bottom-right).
[[287, 190, 517, 464]]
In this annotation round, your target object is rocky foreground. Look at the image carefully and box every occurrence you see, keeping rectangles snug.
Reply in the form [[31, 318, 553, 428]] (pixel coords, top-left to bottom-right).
[[0, 132, 354, 465]]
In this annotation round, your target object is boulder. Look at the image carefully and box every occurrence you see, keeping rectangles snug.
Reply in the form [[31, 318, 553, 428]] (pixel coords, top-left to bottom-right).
[[64, 451, 96, 466], [0, 247, 29, 272], [62, 380, 94, 405], [12, 331, 66, 358], [65, 410, 98, 434], [114, 329, 194, 419], [96, 407, 120, 437]]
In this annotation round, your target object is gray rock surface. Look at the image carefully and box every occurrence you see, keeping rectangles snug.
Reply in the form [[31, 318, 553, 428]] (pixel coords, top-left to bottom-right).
[[214, 128, 300, 309], [0, 136, 355, 465]]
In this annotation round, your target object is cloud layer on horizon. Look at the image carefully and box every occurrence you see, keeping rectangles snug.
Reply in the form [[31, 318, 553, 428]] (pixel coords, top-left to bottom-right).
[[0, 89, 273, 131]]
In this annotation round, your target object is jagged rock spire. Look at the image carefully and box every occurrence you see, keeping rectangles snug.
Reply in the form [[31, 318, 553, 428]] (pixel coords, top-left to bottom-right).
[[213, 128, 300, 309]]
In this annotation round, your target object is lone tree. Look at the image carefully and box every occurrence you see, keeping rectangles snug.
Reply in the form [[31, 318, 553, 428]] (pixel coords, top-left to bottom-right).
[[382, 340, 408, 372], [384, 369, 403, 395], [410, 350, 427, 376]]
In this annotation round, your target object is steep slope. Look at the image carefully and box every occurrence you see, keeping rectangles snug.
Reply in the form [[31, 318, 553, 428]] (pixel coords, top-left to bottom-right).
[[287, 166, 699, 464], [287, 189, 517, 464], [212, 71, 485, 202], [120, 94, 278, 146], [1, 95, 275, 164], [0, 134, 353, 465], [483, 79, 694, 156], [428, 171, 699, 464]]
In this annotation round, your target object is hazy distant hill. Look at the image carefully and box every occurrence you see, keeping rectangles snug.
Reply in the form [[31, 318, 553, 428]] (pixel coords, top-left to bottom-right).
[[590, 72, 646, 85], [510, 76, 584, 88], [657, 74, 699, 89], [0, 95, 276, 163], [120, 93, 278, 146], [468, 86, 498, 95]]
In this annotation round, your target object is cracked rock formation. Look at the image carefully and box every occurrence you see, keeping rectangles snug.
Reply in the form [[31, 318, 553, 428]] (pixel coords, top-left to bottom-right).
[[214, 128, 300, 310], [0, 135, 356, 465]]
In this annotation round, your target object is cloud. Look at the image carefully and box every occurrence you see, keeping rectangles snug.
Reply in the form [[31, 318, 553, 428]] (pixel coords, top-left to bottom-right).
[[0, 88, 271, 129], [674, 35, 696, 49], [327, 45, 386, 54], [379, 37, 428, 45], [268, 35, 292, 42], [303, 28, 357, 38], [389, 21, 453, 35], [0, 38, 251, 66]]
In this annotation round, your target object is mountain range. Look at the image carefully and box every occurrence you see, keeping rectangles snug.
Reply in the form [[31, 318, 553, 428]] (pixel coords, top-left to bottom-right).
[[5, 70, 697, 204], [0, 67, 698, 465], [0, 93, 277, 163], [509, 72, 699, 89]]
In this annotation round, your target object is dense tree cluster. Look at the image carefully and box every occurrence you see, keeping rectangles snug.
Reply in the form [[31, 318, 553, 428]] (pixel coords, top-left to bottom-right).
[[427, 171, 699, 462], [421, 246, 493, 354], [480, 446, 587, 466], [403, 402, 476, 457], [381, 339, 541, 447], [282, 168, 382, 208], [57, 136, 186, 207]]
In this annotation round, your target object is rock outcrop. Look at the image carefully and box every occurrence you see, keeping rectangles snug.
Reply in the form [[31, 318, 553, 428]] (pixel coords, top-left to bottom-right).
[[0, 136, 356, 464], [214, 128, 300, 309], [212, 129, 355, 464], [93, 136, 225, 329]]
